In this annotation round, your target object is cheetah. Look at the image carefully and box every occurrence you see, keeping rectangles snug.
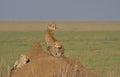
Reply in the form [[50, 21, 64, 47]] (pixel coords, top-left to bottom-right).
[[11, 54, 30, 71], [48, 41, 64, 57], [44, 23, 64, 57]]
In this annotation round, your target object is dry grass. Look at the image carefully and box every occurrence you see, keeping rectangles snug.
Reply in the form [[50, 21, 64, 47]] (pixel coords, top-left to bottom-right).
[[0, 21, 120, 32], [107, 69, 119, 77], [53, 62, 82, 77]]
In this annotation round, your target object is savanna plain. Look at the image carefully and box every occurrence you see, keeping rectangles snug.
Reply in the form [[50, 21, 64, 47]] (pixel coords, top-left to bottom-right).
[[0, 21, 120, 77]]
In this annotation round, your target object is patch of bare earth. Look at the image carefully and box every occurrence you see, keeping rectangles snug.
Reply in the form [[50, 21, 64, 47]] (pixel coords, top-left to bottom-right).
[[4, 41, 99, 77]]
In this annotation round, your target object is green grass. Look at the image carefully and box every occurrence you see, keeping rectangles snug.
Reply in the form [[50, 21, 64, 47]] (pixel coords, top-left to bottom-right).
[[0, 31, 120, 77]]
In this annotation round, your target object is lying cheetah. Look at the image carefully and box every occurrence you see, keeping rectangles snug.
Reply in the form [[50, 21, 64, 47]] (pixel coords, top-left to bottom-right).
[[48, 41, 64, 57], [11, 54, 30, 71]]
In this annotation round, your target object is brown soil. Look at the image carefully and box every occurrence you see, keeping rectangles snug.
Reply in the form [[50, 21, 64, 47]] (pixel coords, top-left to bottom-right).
[[27, 40, 43, 59], [4, 41, 99, 77]]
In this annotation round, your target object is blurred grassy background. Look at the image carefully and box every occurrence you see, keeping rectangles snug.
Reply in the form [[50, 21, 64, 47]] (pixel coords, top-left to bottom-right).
[[0, 21, 120, 77]]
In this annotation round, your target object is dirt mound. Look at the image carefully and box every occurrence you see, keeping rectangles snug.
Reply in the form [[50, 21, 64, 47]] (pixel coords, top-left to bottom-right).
[[4, 41, 99, 77], [27, 40, 43, 59]]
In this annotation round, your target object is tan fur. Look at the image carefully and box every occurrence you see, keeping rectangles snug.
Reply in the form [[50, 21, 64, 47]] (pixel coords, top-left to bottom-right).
[[44, 23, 64, 57], [44, 23, 57, 48], [12, 54, 30, 70], [48, 41, 64, 57]]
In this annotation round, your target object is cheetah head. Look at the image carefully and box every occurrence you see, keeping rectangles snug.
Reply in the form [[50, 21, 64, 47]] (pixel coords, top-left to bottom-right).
[[20, 54, 30, 64], [48, 23, 57, 31]]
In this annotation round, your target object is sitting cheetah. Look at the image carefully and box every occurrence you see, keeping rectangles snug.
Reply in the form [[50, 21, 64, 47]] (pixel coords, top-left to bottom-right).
[[44, 23, 64, 57], [44, 23, 57, 48]]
